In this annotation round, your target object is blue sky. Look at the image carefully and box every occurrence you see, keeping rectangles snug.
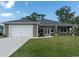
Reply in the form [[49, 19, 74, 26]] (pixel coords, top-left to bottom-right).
[[0, 1, 79, 22]]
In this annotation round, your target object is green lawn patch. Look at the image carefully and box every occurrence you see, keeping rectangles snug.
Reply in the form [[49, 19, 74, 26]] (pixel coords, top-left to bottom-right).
[[10, 36, 79, 57]]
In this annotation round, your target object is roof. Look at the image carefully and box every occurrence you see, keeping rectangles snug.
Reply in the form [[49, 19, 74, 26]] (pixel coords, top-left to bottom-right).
[[2, 18, 40, 25], [40, 19, 73, 26], [2, 18, 73, 26], [4, 18, 34, 22]]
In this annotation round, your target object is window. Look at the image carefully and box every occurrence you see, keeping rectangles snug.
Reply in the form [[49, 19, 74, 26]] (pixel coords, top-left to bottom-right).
[[61, 27, 66, 32]]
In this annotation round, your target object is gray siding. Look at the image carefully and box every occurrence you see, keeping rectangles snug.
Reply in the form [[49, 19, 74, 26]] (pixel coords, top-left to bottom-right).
[[57, 26, 71, 36], [39, 26, 72, 36], [33, 24, 38, 37], [5, 24, 9, 37]]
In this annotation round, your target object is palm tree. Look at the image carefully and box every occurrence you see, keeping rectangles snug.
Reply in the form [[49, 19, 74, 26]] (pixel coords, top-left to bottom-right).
[[26, 12, 45, 21], [26, 16, 31, 20], [30, 12, 38, 21]]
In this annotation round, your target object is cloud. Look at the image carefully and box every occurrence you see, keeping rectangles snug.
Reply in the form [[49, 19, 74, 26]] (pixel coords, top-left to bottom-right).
[[0, 9, 2, 13], [16, 10, 20, 14], [77, 5, 79, 8], [0, 13, 13, 17], [0, 1, 15, 9], [76, 5, 79, 9], [25, 2, 28, 6]]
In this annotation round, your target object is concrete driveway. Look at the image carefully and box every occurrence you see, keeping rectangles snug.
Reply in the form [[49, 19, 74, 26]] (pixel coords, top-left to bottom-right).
[[0, 37, 30, 57]]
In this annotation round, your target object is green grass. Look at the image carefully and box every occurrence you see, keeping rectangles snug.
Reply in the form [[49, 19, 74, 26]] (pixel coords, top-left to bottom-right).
[[10, 36, 79, 57]]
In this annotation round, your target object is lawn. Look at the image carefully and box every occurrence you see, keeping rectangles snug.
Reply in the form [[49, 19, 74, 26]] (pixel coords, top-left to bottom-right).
[[10, 36, 79, 57]]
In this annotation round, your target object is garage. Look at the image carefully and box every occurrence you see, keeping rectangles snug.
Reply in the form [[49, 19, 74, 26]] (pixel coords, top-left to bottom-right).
[[9, 25, 33, 37]]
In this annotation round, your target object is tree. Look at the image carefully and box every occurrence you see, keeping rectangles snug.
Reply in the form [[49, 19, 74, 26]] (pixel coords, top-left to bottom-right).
[[74, 16, 79, 34], [26, 16, 31, 20], [30, 12, 38, 21], [26, 12, 45, 21], [74, 16, 79, 25], [56, 5, 75, 24]]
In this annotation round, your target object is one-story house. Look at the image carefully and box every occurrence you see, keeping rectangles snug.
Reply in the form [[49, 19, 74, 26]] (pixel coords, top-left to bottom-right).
[[2, 16, 75, 37], [0, 25, 3, 35]]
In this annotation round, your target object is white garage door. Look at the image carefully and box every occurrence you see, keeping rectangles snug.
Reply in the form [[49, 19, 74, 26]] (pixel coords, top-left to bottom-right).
[[9, 25, 33, 37]]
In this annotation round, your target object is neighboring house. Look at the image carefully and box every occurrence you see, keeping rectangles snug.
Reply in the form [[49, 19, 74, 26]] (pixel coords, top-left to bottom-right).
[[2, 16, 74, 37], [0, 25, 3, 34]]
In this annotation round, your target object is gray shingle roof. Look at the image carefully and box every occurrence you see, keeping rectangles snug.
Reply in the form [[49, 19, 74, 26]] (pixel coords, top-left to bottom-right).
[[5, 18, 34, 22], [40, 19, 73, 26], [3, 18, 73, 26]]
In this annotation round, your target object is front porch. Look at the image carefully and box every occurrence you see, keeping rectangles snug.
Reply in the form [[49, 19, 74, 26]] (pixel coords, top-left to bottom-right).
[[38, 25, 74, 36]]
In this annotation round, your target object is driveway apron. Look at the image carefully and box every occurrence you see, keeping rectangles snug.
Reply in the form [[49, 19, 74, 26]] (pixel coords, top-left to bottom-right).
[[0, 37, 30, 57]]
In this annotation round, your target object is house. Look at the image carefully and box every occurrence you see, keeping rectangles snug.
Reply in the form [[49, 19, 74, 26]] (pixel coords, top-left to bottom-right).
[[2, 15, 74, 37], [0, 25, 3, 35]]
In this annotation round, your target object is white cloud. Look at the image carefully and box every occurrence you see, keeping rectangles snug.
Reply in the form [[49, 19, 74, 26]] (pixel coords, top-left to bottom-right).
[[25, 2, 28, 6], [0, 1, 15, 9], [16, 10, 20, 14], [76, 5, 79, 9], [0, 13, 13, 17]]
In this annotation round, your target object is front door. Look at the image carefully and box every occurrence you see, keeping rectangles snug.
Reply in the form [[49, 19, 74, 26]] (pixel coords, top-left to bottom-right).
[[44, 28, 51, 36]]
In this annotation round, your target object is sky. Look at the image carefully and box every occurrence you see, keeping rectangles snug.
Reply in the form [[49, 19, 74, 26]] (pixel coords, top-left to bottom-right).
[[0, 1, 79, 22]]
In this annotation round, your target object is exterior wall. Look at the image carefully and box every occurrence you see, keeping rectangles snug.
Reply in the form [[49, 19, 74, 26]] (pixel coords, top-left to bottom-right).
[[57, 26, 72, 36], [4, 24, 9, 37], [4, 23, 73, 37], [4, 24, 38, 37], [33, 24, 38, 37], [39, 26, 72, 36]]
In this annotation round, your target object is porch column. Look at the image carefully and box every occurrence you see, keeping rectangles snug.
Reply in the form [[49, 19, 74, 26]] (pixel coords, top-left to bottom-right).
[[72, 25, 75, 36], [3, 24, 5, 35], [55, 25, 58, 36], [37, 24, 38, 37]]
